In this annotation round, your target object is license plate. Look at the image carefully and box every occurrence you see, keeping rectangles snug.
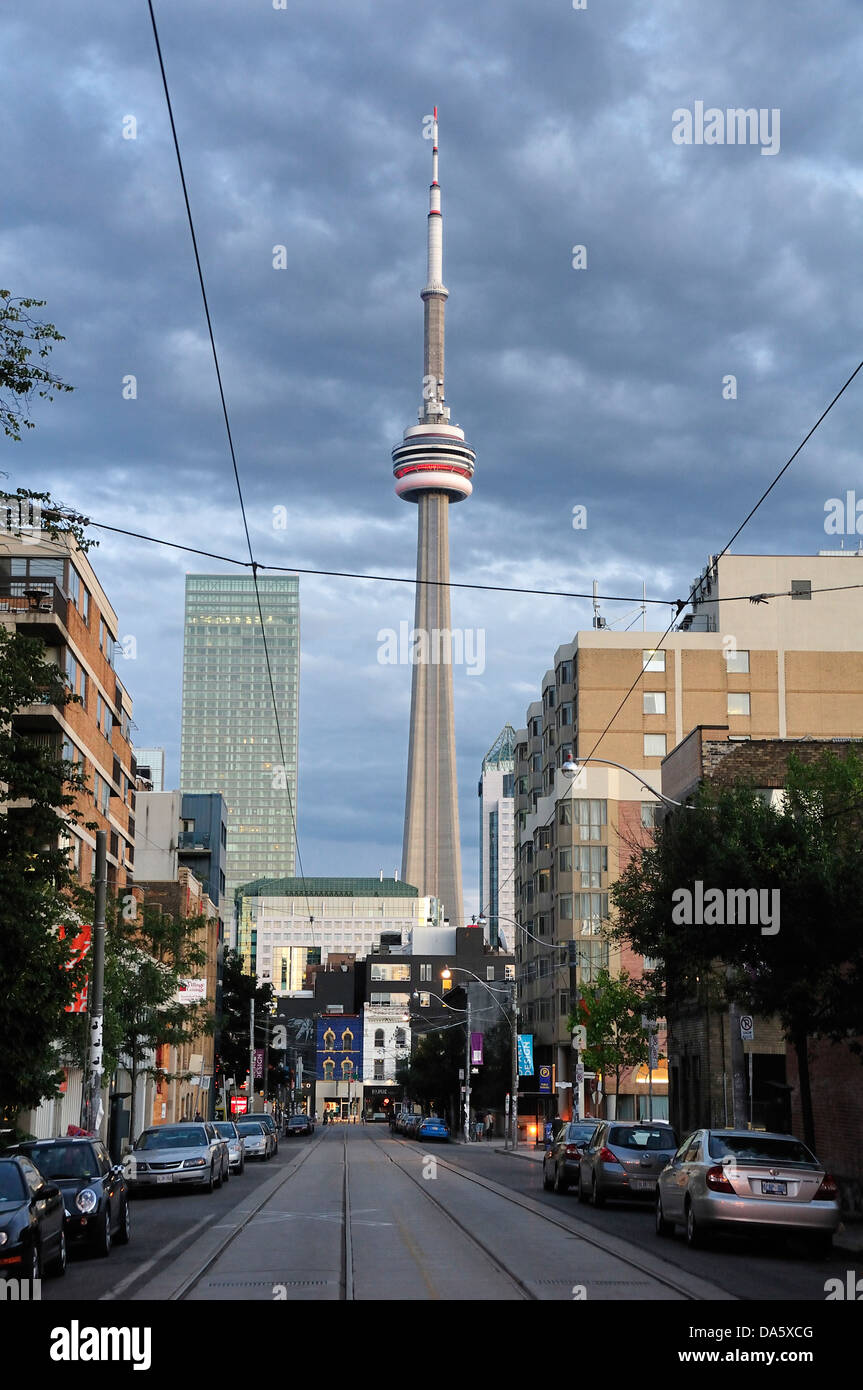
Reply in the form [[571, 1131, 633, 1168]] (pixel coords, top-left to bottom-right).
[[631, 1179, 656, 1191], [761, 1180, 787, 1195], [155, 1174, 173, 1184]]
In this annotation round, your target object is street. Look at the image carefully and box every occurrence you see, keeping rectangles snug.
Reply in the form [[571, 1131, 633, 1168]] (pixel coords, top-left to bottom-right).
[[38, 1127, 858, 1303]]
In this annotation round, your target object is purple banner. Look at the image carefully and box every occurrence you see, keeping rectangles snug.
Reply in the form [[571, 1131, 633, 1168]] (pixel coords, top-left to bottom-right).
[[253, 1048, 265, 1079], [470, 1032, 484, 1066]]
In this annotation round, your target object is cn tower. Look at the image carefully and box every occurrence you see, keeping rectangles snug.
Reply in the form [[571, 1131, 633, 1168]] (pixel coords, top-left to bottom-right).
[[393, 109, 475, 928]]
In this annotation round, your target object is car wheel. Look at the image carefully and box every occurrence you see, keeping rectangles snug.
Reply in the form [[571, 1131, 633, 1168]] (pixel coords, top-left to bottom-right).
[[214, 1160, 223, 1189], [223, 1158, 230, 1183], [27, 1240, 42, 1284], [685, 1201, 704, 1249], [655, 1193, 673, 1237], [553, 1164, 569, 1194], [204, 1164, 215, 1194], [238, 1158, 245, 1175], [542, 1160, 553, 1191], [115, 1199, 131, 1245], [577, 1170, 589, 1203], [46, 1225, 67, 1277], [591, 1175, 605, 1208], [95, 1210, 112, 1258]]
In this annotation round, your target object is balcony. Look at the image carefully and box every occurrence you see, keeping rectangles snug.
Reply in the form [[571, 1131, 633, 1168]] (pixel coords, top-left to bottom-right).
[[178, 830, 211, 852], [0, 579, 69, 636]]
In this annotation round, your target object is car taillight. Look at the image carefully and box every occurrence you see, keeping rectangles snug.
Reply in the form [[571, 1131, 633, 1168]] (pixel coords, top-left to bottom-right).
[[564, 1144, 581, 1157], [705, 1165, 735, 1193], [598, 1147, 621, 1165], [813, 1173, 838, 1200]]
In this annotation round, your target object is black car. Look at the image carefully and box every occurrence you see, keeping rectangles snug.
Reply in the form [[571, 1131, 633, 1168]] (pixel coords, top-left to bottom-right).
[[0, 1154, 67, 1280], [542, 1121, 597, 1194], [16, 1137, 130, 1256], [284, 1114, 314, 1137]]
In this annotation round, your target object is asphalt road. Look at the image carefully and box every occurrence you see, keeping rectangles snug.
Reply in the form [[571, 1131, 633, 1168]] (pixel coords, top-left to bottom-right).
[[38, 1127, 859, 1303]]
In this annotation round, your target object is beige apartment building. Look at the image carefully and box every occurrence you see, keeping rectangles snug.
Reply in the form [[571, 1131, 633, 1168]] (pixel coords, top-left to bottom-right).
[[513, 552, 863, 1123]]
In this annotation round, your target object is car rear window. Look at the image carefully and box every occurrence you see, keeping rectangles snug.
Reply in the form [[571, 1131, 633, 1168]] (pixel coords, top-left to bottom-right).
[[237, 1123, 265, 1136], [609, 1126, 676, 1150], [708, 1134, 816, 1165], [567, 1124, 596, 1143], [214, 1124, 236, 1138]]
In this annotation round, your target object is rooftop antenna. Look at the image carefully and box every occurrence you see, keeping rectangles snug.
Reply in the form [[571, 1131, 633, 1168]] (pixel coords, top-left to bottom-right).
[[642, 580, 646, 632], [592, 579, 607, 630]]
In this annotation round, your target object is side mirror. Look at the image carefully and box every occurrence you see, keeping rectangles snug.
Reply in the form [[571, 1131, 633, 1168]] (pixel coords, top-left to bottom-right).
[[41, 1183, 61, 1200]]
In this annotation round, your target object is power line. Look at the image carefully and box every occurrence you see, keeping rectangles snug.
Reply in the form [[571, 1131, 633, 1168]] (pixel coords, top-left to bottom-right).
[[29, 506, 863, 611], [146, 0, 313, 947]]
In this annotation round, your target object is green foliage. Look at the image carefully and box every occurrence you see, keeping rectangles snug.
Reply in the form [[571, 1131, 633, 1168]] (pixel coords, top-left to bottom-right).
[[0, 290, 73, 440], [568, 968, 650, 1096], [398, 1025, 464, 1115], [0, 628, 88, 1121], [217, 949, 277, 1086]]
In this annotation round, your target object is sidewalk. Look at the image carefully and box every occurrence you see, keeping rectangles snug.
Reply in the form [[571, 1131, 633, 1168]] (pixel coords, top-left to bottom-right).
[[489, 1144, 863, 1254]]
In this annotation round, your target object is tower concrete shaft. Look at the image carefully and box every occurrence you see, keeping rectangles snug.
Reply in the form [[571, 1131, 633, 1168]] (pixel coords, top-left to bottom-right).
[[393, 110, 474, 927]]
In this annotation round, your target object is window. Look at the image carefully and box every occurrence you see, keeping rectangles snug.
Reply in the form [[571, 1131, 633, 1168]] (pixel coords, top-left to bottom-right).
[[370, 963, 411, 982], [81, 586, 89, 624], [559, 990, 569, 1015], [641, 802, 657, 828], [419, 962, 431, 982], [575, 892, 608, 934], [575, 845, 606, 887], [643, 691, 666, 715], [644, 734, 666, 757], [558, 660, 574, 685], [573, 799, 606, 841], [558, 895, 573, 920], [725, 648, 749, 673], [558, 848, 572, 872], [373, 1060, 384, 1080], [504, 964, 515, 981], [374, 1029, 385, 1048], [579, 940, 609, 982], [418, 992, 430, 1008], [642, 649, 665, 672], [394, 1028, 406, 1048], [486, 966, 495, 981], [727, 692, 750, 716]]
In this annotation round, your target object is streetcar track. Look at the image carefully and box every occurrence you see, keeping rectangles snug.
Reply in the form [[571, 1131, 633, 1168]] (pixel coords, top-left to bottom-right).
[[172, 1128, 330, 1301], [378, 1134, 713, 1301]]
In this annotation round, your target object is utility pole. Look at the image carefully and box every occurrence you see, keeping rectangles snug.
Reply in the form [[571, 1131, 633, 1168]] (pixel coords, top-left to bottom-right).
[[510, 988, 519, 1150], [249, 997, 255, 1114], [464, 991, 472, 1142], [82, 831, 107, 1134]]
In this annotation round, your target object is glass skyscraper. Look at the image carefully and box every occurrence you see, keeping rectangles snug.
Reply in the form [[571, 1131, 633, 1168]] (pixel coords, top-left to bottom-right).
[[180, 574, 299, 916]]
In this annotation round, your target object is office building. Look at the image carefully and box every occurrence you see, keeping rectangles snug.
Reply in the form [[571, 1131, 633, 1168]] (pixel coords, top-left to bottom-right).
[[478, 724, 516, 949]]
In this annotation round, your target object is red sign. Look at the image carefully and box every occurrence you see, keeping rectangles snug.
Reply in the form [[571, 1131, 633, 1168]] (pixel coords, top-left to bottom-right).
[[230, 1096, 248, 1116], [59, 924, 91, 1013]]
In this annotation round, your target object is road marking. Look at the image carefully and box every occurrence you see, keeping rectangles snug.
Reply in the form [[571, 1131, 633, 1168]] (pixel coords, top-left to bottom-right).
[[100, 1212, 218, 1300]]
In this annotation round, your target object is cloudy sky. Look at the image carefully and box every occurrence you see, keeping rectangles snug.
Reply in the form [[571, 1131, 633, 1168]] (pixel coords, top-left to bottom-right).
[[3, 0, 862, 918]]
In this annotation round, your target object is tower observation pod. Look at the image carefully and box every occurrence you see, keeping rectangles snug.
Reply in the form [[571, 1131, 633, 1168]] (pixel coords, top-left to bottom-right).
[[393, 110, 473, 929]]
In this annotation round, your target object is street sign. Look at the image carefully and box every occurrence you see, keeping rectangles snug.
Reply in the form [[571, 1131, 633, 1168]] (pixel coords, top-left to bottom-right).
[[649, 1034, 660, 1068], [505, 1093, 510, 1114], [575, 1062, 585, 1084], [740, 1015, 755, 1041]]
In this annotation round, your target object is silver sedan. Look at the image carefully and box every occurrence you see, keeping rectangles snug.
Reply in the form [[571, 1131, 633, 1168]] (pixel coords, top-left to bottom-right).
[[127, 1123, 230, 1193], [655, 1128, 840, 1254]]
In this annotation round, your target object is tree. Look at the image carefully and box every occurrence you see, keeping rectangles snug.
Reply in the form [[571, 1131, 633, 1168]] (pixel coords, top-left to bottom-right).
[[397, 1025, 464, 1126], [0, 628, 89, 1127], [611, 750, 863, 1151], [217, 950, 277, 1100], [0, 290, 73, 439], [568, 968, 651, 1105]]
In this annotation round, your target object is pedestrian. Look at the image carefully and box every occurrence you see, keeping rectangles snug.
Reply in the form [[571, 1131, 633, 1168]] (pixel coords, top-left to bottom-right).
[[486, 1113, 493, 1141], [474, 1115, 484, 1142]]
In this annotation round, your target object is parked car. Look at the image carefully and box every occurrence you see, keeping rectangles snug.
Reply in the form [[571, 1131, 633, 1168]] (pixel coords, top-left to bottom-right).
[[402, 1114, 422, 1138], [250, 1112, 279, 1155], [212, 1121, 245, 1175], [285, 1114, 314, 1137], [16, 1136, 130, 1255], [417, 1117, 450, 1142], [542, 1121, 597, 1194], [236, 1120, 271, 1160], [128, 1123, 229, 1193], [655, 1128, 841, 1253], [0, 1154, 67, 1279], [578, 1121, 678, 1207]]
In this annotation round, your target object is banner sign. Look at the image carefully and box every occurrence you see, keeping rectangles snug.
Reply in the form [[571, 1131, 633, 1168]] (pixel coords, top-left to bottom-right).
[[538, 1064, 552, 1093], [177, 978, 206, 1005], [60, 924, 91, 1013], [517, 1034, 534, 1076], [254, 1048, 265, 1079], [470, 1032, 484, 1066]]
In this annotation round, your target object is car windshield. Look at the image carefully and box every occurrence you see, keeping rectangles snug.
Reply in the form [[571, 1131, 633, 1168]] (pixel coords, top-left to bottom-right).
[[289, 1117, 308, 1125], [0, 1165, 25, 1201], [609, 1126, 676, 1150], [213, 1124, 236, 1138], [136, 1128, 207, 1150], [237, 1123, 265, 1136], [708, 1134, 816, 1165], [22, 1143, 98, 1178]]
